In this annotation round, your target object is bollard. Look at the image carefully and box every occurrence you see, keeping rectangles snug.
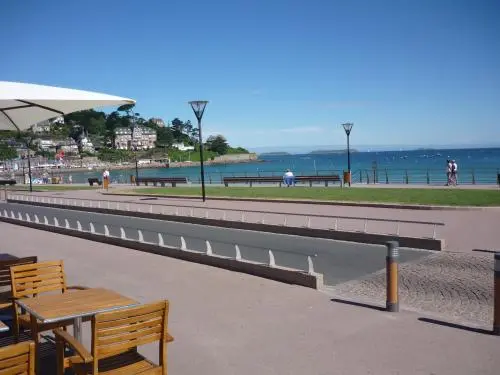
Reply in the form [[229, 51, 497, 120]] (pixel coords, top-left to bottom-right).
[[494, 253, 500, 335], [137, 230, 144, 243], [158, 233, 164, 247], [104, 225, 110, 237], [386, 241, 399, 312]]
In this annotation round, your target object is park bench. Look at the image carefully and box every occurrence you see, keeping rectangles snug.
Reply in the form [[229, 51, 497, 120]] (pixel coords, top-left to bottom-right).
[[136, 177, 188, 187], [0, 179, 16, 186], [223, 175, 342, 187], [88, 177, 102, 186]]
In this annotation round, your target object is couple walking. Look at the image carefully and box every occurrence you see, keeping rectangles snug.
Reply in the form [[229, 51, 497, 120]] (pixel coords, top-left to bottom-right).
[[446, 159, 458, 186]]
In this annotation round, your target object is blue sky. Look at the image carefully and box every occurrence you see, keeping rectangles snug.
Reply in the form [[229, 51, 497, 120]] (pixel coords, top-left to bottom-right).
[[2, 0, 499, 150]]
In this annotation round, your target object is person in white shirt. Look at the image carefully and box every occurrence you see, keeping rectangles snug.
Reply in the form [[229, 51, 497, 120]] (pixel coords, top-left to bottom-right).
[[451, 160, 458, 185], [102, 169, 110, 186], [283, 169, 295, 187], [446, 160, 452, 186]]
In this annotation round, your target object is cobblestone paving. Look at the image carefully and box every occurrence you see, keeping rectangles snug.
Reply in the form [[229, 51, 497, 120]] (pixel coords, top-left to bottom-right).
[[326, 252, 494, 325]]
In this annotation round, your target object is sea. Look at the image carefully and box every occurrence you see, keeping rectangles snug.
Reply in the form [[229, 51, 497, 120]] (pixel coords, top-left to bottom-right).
[[47, 147, 500, 185]]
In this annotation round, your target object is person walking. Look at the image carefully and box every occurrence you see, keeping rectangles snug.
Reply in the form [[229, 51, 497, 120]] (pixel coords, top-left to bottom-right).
[[445, 160, 452, 186], [451, 160, 458, 186], [102, 169, 110, 190]]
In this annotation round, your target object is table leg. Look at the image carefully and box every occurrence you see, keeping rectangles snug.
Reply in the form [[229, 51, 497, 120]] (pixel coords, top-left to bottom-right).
[[73, 317, 82, 341]]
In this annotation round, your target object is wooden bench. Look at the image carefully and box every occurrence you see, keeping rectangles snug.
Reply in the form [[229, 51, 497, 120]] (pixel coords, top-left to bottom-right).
[[136, 177, 188, 187], [88, 178, 102, 186], [0, 180, 16, 186], [223, 175, 342, 187]]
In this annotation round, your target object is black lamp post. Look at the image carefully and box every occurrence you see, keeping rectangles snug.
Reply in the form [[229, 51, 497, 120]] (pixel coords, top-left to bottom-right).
[[189, 100, 208, 202], [342, 122, 354, 187], [134, 146, 139, 186]]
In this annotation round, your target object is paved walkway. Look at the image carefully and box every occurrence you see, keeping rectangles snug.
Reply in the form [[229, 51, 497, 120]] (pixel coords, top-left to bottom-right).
[[1, 222, 498, 375], [9, 187, 500, 253]]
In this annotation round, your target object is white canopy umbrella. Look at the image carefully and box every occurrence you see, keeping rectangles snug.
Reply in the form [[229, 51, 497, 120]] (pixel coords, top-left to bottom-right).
[[0, 81, 135, 131], [0, 81, 135, 191]]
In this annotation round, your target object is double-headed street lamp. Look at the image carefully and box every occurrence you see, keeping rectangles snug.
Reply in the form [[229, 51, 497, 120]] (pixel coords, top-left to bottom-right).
[[342, 122, 354, 187], [189, 100, 208, 202]]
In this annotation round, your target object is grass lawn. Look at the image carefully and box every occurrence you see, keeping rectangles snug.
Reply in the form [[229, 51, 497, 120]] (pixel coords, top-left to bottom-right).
[[11, 185, 97, 192], [126, 186, 500, 206]]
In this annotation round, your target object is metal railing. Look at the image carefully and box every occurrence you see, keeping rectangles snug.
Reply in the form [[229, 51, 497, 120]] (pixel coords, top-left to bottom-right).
[[0, 205, 317, 275], [8, 193, 445, 239], [352, 168, 500, 185], [6, 167, 499, 185]]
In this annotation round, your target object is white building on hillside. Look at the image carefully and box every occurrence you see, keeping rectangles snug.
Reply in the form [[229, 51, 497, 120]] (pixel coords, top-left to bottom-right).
[[114, 126, 157, 150], [172, 142, 194, 151], [31, 116, 65, 134]]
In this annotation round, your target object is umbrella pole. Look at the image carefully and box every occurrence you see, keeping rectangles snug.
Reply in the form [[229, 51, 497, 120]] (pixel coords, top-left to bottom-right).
[[27, 152, 32, 193]]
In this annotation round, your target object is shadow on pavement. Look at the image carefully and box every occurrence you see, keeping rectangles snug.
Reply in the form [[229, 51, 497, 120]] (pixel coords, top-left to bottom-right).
[[418, 317, 493, 335], [330, 298, 386, 312], [472, 248, 498, 254]]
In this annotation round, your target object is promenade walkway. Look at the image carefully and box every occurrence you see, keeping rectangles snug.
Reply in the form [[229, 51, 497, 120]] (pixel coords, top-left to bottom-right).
[[11, 186, 500, 253], [1, 222, 497, 375]]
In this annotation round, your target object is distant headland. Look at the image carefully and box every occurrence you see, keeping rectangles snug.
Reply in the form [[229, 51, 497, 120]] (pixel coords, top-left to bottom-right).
[[259, 152, 291, 156], [308, 149, 358, 155]]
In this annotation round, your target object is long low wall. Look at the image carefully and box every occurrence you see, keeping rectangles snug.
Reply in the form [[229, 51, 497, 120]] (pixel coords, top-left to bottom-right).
[[5, 198, 445, 250], [0, 214, 323, 290]]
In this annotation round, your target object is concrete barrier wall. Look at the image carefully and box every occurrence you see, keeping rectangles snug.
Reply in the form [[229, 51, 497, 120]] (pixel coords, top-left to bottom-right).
[[7, 199, 445, 251], [0, 215, 323, 290]]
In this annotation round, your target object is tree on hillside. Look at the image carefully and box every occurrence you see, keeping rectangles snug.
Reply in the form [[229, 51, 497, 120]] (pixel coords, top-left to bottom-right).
[[205, 135, 229, 155], [0, 144, 18, 161], [156, 127, 174, 147]]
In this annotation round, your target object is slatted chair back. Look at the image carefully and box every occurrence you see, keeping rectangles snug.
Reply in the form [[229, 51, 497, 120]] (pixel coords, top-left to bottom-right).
[[0, 341, 35, 375], [10, 260, 67, 299], [0, 256, 37, 289], [92, 300, 169, 371]]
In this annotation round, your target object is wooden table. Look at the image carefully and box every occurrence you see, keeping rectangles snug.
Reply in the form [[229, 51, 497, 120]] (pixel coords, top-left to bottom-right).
[[16, 288, 138, 341]]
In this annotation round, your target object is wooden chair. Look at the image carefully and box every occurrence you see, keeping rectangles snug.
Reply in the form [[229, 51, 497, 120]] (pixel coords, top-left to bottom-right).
[[0, 256, 37, 311], [0, 340, 35, 375], [10, 260, 87, 340], [55, 300, 174, 375]]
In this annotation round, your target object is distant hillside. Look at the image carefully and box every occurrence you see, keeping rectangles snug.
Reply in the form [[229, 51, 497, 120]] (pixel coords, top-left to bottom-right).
[[259, 151, 291, 156], [308, 149, 358, 154]]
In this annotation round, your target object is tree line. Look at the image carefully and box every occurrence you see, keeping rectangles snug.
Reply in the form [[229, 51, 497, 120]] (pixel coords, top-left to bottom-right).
[[0, 105, 248, 161]]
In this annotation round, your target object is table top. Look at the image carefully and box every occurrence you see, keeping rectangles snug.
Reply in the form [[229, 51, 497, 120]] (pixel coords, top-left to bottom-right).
[[0, 321, 9, 332], [0, 254, 19, 262], [16, 288, 138, 323]]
